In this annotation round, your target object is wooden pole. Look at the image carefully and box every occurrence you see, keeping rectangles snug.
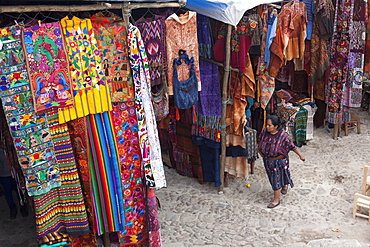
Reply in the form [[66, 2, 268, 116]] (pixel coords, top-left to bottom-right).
[[218, 24, 233, 193], [200, 56, 239, 72], [103, 233, 110, 247], [0, 1, 186, 13]]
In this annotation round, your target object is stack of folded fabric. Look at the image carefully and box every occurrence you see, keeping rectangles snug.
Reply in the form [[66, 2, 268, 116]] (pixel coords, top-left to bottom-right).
[[38, 231, 71, 247]]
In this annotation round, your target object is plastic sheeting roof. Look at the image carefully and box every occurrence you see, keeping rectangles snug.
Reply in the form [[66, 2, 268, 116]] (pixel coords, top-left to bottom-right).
[[186, 0, 282, 26]]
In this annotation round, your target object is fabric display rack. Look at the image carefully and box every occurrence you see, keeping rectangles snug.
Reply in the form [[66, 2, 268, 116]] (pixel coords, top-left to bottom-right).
[[0, 0, 368, 246]]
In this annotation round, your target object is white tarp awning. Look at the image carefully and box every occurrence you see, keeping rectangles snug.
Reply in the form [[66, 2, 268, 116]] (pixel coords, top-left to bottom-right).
[[186, 0, 282, 26]]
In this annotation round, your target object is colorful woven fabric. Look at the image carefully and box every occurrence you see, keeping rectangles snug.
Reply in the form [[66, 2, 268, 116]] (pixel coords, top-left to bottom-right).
[[147, 188, 162, 247], [67, 117, 98, 246], [23, 22, 73, 117], [197, 14, 213, 59], [0, 24, 60, 196], [191, 112, 221, 142], [136, 15, 167, 69], [176, 121, 199, 156], [343, 1, 368, 108], [87, 112, 125, 234], [294, 106, 308, 143], [33, 109, 89, 237], [128, 24, 166, 189], [198, 60, 221, 116], [60, 16, 112, 123], [309, 21, 330, 99], [257, 6, 276, 109], [113, 102, 148, 246], [0, 103, 28, 206], [91, 12, 135, 103], [326, 0, 353, 124]]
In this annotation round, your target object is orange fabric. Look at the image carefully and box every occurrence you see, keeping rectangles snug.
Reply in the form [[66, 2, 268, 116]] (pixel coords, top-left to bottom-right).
[[268, 27, 284, 78], [241, 54, 256, 98]]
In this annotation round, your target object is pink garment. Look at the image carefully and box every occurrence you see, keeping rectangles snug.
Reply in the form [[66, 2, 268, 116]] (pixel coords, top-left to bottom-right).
[[165, 11, 201, 95]]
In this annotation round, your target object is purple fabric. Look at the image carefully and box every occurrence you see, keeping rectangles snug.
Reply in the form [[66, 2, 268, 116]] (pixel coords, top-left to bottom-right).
[[197, 14, 213, 59], [258, 129, 297, 157], [198, 60, 222, 116]]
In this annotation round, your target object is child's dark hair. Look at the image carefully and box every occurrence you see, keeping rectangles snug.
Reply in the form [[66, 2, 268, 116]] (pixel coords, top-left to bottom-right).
[[267, 114, 285, 130]]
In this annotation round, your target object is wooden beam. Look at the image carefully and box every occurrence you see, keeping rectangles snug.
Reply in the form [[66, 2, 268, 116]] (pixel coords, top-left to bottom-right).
[[0, 0, 186, 13], [0, 3, 123, 13], [200, 56, 239, 72]]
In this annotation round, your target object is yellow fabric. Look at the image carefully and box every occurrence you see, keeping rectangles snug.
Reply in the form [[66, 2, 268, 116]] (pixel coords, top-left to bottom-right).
[[60, 16, 112, 123]]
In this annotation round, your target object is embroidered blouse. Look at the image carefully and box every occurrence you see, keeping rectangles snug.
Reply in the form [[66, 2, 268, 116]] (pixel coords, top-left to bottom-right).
[[165, 11, 201, 95]]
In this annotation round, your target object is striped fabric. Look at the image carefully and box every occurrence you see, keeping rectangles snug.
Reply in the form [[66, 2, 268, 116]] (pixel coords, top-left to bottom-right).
[[33, 110, 89, 237], [87, 112, 125, 235], [67, 117, 98, 246]]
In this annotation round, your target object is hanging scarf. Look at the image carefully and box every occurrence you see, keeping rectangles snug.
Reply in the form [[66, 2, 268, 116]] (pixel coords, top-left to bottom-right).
[[326, 0, 354, 124], [91, 12, 135, 103], [0, 24, 61, 196], [258, 6, 276, 109], [87, 111, 125, 234], [127, 24, 166, 189], [343, 0, 368, 108], [67, 117, 98, 246], [60, 16, 112, 123], [23, 22, 74, 118], [33, 109, 90, 237]]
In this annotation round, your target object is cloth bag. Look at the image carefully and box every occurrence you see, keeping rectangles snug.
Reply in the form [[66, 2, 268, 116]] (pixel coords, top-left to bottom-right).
[[173, 52, 198, 109]]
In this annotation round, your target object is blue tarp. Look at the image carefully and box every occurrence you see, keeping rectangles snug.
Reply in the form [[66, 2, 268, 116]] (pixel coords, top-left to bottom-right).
[[186, 0, 282, 26]]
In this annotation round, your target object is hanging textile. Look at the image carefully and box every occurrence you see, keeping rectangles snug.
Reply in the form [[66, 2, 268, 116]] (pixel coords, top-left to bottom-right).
[[248, 12, 263, 55], [295, 106, 308, 143], [213, 17, 258, 72], [198, 59, 222, 116], [67, 117, 98, 246], [264, 9, 277, 67], [343, 0, 368, 108], [197, 14, 213, 59], [225, 133, 249, 180], [192, 136, 221, 187], [87, 112, 125, 234], [0, 103, 27, 206], [326, 0, 353, 124], [364, 0, 370, 74], [192, 112, 221, 142], [128, 24, 166, 189], [136, 14, 167, 69], [33, 109, 90, 237], [147, 188, 163, 247], [112, 102, 148, 245], [60, 16, 112, 123], [226, 72, 247, 136], [258, 6, 276, 109], [301, 0, 315, 40], [165, 11, 201, 95], [241, 54, 257, 98], [23, 22, 74, 118], [90, 12, 135, 103], [309, 11, 331, 98], [0, 24, 61, 196]]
